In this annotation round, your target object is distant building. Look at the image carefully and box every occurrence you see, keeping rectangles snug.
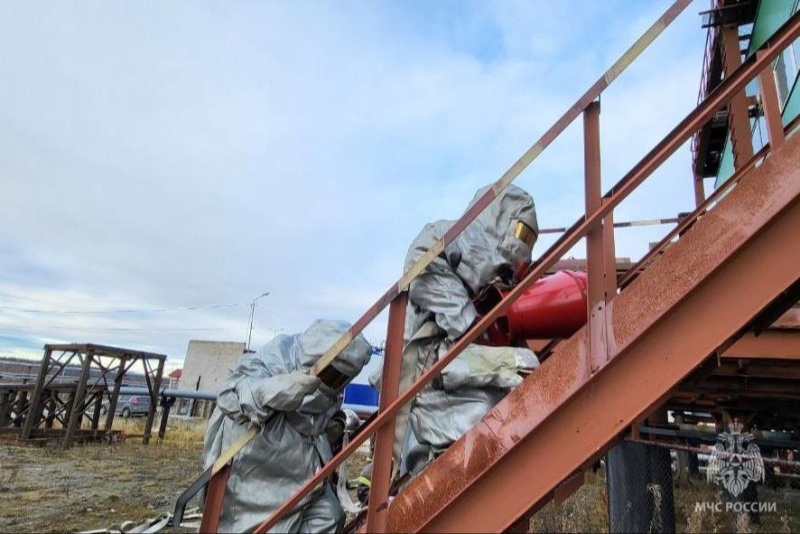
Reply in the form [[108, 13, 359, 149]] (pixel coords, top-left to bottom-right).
[[179, 340, 246, 393], [166, 368, 182, 389], [178, 340, 246, 417]]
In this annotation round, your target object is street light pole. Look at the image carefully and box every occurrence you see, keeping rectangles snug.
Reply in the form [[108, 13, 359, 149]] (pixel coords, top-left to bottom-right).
[[246, 291, 270, 351]]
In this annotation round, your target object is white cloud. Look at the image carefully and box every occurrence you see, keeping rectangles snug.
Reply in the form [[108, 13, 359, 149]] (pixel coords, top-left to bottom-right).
[[0, 1, 708, 364]]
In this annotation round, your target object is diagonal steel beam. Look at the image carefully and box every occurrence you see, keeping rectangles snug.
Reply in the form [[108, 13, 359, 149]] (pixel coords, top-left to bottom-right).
[[387, 125, 800, 533], [251, 3, 692, 531], [307, 0, 692, 377], [722, 330, 800, 360], [255, 9, 800, 534]]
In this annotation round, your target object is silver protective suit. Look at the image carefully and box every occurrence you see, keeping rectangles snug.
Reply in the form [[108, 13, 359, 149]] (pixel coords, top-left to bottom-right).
[[203, 319, 371, 533], [389, 184, 541, 475]]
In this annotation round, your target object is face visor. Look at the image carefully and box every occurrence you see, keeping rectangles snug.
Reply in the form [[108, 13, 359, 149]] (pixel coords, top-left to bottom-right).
[[317, 364, 351, 394], [514, 221, 536, 247], [497, 219, 538, 275]]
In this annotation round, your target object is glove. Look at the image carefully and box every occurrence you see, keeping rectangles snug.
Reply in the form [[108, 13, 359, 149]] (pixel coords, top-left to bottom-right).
[[282, 370, 321, 397], [253, 371, 320, 414]]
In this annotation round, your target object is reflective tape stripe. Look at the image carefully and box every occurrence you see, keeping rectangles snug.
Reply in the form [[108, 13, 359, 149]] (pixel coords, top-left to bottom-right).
[[514, 221, 536, 246]]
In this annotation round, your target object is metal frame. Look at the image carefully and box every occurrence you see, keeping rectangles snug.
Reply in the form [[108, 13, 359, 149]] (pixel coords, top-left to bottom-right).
[[388, 130, 800, 533], [197, 4, 800, 533], [18, 343, 165, 448], [248, 2, 693, 532], [721, 25, 754, 168]]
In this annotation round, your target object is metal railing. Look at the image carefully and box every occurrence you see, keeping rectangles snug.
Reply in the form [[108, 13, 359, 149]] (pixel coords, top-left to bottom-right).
[[202, 3, 800, 533]]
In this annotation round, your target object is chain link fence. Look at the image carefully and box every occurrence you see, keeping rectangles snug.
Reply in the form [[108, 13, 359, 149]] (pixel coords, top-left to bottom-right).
[[528, 439, 800, 533]]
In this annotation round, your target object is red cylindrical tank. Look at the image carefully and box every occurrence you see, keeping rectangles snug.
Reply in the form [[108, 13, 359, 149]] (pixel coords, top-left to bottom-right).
[[505, 270, 588, 339]]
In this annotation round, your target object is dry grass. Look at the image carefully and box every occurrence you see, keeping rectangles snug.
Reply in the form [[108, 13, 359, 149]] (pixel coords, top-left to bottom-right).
[[526, 470, 800, 534], [11, 417, 798, 533], [674, 477, 800, 534], [1, 417, 374, 533], [0, 417, 206, 533], [112, 416, 206, 447], [529, 469, 609, 533]]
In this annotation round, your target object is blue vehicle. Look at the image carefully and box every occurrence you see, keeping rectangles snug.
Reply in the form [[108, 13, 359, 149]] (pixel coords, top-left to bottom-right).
[[342, 346, 382, 418]]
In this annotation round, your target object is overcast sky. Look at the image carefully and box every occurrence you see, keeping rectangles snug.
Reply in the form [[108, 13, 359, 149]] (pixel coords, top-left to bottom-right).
[[0, 1, 707, 368]]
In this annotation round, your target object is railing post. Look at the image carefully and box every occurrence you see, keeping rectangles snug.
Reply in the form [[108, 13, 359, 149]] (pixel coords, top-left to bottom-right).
[[584, 100, 607, 373], [21, 346, 52, 439], [602, 201, 618, 299], [693, 174, 706, 208], [199, 464, 231, 533], [757, 51, 785, 150], [366, 292, 408, 533], [722, 26, 754, 169]]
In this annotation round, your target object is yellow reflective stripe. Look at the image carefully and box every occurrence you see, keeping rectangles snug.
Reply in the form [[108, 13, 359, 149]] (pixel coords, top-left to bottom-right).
[[357, 476, 372, 488], [212, 425, 260, 474]]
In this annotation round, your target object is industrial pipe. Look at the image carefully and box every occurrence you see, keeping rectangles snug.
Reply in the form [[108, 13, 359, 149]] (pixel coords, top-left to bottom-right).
[[476, 270, 589, 345]]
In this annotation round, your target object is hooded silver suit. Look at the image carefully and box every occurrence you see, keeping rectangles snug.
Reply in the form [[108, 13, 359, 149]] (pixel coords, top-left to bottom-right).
[[203, 319, 371, 533], [390, 184, 541, 475]]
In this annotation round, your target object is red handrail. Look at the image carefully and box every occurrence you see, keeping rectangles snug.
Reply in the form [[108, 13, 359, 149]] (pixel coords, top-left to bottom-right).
[[246, 6, 800, 534]]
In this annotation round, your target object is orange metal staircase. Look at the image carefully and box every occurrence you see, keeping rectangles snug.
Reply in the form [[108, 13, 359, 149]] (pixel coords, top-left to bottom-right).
[[198, 3, 800, 532], [386, 131, 800, 532]]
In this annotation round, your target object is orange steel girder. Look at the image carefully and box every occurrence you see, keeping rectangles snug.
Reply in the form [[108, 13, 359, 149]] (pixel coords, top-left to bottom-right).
[[723, 330, 800, 360], [386, 130, 800, 533], [722, 26, 754, 168]]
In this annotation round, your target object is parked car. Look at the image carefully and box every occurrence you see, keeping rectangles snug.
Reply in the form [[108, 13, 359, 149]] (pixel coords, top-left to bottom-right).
[[100, 395, 152, 418]]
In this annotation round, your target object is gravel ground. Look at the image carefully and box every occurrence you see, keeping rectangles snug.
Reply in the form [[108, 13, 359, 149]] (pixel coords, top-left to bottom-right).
[[0, 433, 204, 533], [6, 421, 798, 534], [0, 418, 370, 533]]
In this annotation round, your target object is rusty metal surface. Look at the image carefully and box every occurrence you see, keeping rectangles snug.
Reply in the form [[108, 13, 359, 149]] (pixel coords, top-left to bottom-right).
[[533, 11, 800, 302], [625, 438, 800, 470], [694, 176, 706, 207], [18, 344, 164, 449], [722, 330, 800, 360], [43, 343, 167, 361], [619, 144, 768, 289], [199, 464, 230, 534], [584, 101, 607, 375], [757, 54, 786, 149], [250, 7, 800, 533], [386, 130, 800, 533], [307, 0, 691, 379], [252, 4, 695, 527], [602, 201, 617, 299], [774, 308, 800, 328], [722, 26, 754, 168], [365, 294, 407, 532]]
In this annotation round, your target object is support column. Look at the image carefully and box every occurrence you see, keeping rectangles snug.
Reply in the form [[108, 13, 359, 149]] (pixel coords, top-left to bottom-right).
[[722, 26, 754, 169], [584, 100, 608, 373], [158, 396, 175, 442], [105, 358, 126, 431], [757, 52, 785, 150], [0, 389, 11, 427], [365, 292, 407, 533], [22, 347, 52, 439], [90, 390, 103, 430], [15, 391, 29, 428], [602, 197, 617, 299], [694, 176, 706, 208], [45, 393, 57, 429], [143, 357, 165, 445], [63, 349, 93, 448]]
